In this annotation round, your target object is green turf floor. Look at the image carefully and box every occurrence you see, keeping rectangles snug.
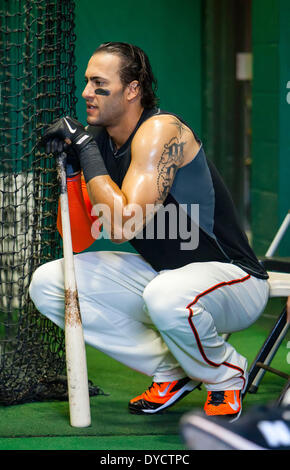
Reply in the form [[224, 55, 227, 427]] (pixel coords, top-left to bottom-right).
[[0, 298, 289, 451]]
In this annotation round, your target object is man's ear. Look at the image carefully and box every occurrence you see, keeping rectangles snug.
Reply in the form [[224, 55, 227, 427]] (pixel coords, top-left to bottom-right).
[[127, 80, 140, 102]]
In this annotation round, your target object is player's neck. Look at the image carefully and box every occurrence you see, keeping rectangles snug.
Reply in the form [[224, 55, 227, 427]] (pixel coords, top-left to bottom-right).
[[106, 105, 144, 149]]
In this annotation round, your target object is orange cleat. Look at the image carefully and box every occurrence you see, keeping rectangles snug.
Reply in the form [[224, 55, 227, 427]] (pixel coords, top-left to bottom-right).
[[204, 390, 243, 422], [129, 377, 198, 414]]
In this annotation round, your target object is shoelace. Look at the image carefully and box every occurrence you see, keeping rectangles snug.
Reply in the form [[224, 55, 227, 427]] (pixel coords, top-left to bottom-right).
[[144, 382, 158, 398], [208, 391, 226, 406]]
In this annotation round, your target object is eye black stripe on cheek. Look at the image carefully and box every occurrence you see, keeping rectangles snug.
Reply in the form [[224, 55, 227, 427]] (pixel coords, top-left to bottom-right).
[[95, 89, 111, 96]]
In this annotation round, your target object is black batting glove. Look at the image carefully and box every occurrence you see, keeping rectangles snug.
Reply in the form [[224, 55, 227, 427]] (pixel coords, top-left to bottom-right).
[[41, 116, 108, 183], [40, 116, 94, 153]]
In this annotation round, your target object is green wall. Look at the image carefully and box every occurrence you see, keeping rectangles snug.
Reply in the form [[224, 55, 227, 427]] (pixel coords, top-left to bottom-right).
[[74, 0, 202, 131], [251, 0, 290, 256], [278, 0, 290, 253], [74, 0, 202, 252]]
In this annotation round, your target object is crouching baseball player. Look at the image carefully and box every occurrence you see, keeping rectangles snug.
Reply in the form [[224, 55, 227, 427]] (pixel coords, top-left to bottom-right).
[[29, 42, 269, 421]]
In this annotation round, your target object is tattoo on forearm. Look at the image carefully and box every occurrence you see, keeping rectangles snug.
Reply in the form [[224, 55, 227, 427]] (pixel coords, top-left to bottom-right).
[[156, 135, 185, 204]]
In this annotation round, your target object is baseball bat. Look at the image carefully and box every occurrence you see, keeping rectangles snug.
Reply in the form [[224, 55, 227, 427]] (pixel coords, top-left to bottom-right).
[[56, 151, 91, 428]]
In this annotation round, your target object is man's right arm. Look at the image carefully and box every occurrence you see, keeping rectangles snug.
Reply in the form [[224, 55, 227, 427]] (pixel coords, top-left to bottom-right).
[[86, 115, 190, 243]]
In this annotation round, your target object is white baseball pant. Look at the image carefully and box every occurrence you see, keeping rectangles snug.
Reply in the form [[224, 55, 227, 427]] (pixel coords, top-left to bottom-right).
[[29, 251, 269, 391]]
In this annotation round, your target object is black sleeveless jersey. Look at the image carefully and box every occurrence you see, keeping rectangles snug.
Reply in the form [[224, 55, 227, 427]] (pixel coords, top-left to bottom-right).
[[87, 108, 268, 279]]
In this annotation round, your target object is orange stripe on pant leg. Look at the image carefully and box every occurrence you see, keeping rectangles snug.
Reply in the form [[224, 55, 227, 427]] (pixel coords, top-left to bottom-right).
[[186, 274, 251, 387]]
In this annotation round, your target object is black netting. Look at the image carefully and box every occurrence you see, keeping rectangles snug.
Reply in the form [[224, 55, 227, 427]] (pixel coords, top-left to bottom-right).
[[0, 0, 102, 405]]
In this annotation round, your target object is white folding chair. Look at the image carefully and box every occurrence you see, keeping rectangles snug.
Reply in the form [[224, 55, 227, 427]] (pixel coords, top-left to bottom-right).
[[243, 211, 290, 402]]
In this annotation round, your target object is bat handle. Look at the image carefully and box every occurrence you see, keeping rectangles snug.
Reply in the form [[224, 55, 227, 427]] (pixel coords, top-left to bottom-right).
[[56, 152, 76, 291]]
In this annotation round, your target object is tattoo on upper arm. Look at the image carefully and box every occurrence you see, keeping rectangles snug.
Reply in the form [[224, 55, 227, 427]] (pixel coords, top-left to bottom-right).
[[156, 135, 185, 204], [170, 119, 186, 136], [155, 118, 188, 204]]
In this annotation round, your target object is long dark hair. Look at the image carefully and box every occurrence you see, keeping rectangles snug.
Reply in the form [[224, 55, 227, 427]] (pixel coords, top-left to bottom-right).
[[93, 42, 159, 109]]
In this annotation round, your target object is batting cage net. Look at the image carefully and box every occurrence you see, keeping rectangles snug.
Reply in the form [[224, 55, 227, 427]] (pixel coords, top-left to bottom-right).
[[0, 0, 101, 405]]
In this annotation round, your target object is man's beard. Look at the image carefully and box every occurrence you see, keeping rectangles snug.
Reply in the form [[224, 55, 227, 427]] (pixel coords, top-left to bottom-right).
[[87, 104, 124, 128]]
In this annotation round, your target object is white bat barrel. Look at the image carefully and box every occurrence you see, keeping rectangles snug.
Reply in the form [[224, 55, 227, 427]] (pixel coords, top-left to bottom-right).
[[57, 153, 91, 428]]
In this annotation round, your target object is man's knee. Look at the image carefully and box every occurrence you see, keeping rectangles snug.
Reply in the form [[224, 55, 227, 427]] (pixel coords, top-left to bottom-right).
[[29, 264, 48, 308], [143, 269, 206, 330], [143, 273, 177, 328], [29, 260, 63, 311]]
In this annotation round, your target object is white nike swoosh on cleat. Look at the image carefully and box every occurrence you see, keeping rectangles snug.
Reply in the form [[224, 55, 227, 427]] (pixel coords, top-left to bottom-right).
[[143, 381, 197, 413], [158, 384, 171, 397], [64, 117, 77, 133], [228, 391, 240, 411]]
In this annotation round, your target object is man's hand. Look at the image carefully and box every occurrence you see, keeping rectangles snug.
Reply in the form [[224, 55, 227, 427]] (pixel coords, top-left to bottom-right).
[[40, 116, 94, 152], [40, 116, 108, 183]]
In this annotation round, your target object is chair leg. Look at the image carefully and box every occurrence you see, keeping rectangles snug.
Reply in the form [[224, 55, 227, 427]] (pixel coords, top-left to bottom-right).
[[278, 379, 290, 406], [243, 307, 289, 397], [249, 322, 290, 392]]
